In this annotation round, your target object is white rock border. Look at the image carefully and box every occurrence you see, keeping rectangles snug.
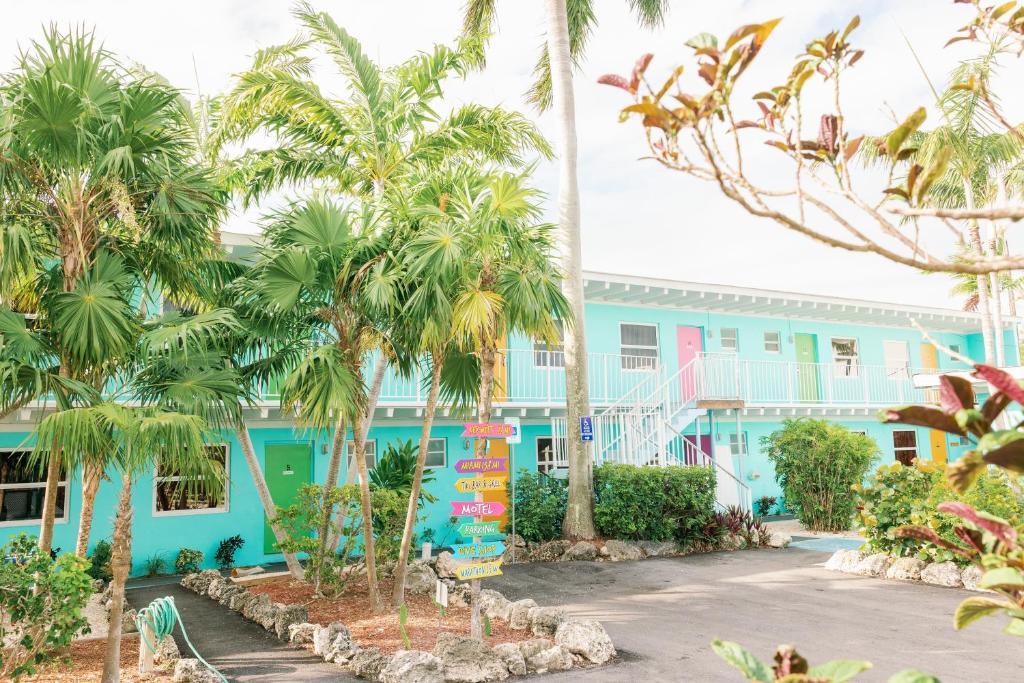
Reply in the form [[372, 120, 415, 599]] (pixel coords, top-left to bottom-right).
[[179, 569, 619, 681], [824, 549, 987, 591]]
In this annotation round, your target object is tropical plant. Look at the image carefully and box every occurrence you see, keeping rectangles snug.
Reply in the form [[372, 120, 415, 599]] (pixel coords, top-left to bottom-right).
[[143, 552, 168, 578], [711, 640, 936, 682], [370, 439, 437, 505], [214, 535, 246, 570], [761, 420, 878, 532], [755, 496, 778, 517], [513, 470, 568, 543], [462, 0, 672, 543], [86, 539, 113, 582]]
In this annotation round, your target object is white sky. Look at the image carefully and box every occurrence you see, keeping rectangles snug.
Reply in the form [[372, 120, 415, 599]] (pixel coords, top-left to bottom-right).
[[2, 1, 1014, 308]]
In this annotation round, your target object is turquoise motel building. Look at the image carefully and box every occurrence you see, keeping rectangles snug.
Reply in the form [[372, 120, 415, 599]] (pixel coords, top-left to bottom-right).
[[1, 234, 1019, 574]]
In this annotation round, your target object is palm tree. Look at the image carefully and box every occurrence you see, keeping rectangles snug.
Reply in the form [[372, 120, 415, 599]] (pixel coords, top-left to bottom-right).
[[31, 403, 222, 683], [390, 166, 569, 620], [0, 27, 224, 553], [461, 0, 670, 539]]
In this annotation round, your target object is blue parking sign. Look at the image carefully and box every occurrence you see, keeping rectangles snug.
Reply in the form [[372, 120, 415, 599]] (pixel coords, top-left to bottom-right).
[[579, 416, 594, 442]]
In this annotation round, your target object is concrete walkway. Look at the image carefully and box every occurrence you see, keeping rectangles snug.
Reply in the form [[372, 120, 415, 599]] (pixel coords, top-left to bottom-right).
[[128, 580, 352, 682], [485, 548, 1023, 682]]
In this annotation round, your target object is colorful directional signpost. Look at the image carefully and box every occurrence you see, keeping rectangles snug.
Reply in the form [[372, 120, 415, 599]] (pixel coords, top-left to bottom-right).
[[451, 540, 506, 559], [455, 476, 506, 493], [458, 521, 500, 537], [455, 561, 503, 581]]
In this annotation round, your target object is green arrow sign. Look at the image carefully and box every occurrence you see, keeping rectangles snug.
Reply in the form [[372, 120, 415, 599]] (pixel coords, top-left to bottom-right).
[[458, 521, 501, 537]]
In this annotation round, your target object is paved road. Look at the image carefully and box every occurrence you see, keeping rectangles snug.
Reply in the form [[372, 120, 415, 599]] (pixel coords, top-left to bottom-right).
[[485, 548, 1023, 683], [128, 581, 351, 682]]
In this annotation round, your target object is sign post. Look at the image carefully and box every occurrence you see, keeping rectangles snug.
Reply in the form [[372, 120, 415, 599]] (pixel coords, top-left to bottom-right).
[[504, 417, 520, 564], [579, 415, 594, 442]]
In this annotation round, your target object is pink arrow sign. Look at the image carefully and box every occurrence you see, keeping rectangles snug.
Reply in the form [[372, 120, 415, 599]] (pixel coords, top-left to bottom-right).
[[455, 458, 507, 474], [451, 501, 506, 517], [461, 422, 516, 438]]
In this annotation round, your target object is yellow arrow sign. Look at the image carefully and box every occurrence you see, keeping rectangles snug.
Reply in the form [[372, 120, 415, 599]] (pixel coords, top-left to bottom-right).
[[454, 477, 507, 493], [455, 561, 503, 581]]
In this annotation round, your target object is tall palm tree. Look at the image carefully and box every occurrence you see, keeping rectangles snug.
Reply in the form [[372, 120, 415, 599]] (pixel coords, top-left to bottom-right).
[[390, 166, 569, 621], [31, 403, 222, 683], [0, 27, 224, 553], [461, 0, 670, 539]]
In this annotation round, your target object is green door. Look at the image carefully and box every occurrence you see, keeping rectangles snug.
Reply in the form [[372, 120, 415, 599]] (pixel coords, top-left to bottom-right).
[[794, 333, 821, 402], [263, 443, 312, 554]]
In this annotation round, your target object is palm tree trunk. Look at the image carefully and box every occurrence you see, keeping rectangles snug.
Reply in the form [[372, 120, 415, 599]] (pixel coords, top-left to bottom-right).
[[37, 451, 62, 553], [544, 0, 595, 541], [391, 352, 443, 607], [965, 179, 995, 364], [346, 355, 387, 485], [353, 432, 383, 613], [75, 462, 103, 557], [101, 472, 133, 683], [314, 413, 347, 588], [235, 426, 304, 580]]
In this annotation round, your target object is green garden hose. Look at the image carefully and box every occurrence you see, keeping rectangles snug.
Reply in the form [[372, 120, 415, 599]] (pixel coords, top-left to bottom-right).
[[135, 596, 227, 682]]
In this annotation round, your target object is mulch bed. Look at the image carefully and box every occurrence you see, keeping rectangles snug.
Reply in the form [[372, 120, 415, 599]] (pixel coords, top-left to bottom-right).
[[248, 574, 536, 655], [31, 634, 174, 683]]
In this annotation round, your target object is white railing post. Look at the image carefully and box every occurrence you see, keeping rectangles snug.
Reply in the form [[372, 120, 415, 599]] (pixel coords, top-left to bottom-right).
[[862, 366, 870, 403]]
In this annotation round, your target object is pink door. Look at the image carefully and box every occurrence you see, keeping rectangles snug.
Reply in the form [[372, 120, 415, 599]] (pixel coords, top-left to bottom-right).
[[676, 326, 703, 399], [683, 434, 713, 465]]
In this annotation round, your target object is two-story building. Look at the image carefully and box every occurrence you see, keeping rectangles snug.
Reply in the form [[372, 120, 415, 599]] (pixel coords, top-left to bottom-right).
[[1, 246, 1017, 573]]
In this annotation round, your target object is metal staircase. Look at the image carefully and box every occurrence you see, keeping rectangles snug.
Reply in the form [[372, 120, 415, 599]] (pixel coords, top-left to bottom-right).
[[552, 358, 753, 512]]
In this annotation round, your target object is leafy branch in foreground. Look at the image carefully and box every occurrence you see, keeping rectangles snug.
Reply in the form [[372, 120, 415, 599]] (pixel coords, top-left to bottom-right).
[[712, 640, 937, 682]]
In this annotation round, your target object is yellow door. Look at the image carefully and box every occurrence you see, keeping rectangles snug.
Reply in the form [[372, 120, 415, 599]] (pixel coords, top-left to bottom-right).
[[930, 430, 949, 464], [482, 439, 509, 529], [920, 343, 939, 404]]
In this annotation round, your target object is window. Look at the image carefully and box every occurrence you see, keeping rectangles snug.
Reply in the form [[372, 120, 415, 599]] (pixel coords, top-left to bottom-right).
[[0, 450, 68, 524], [893, 430, 918, 466], [155, 445, 227, 514], [533, 320, 565, 368], [620, 323, 659, 370], [721, 328, 739, 352], [950, 344, 961, 355], [536, 437, 566, 474], [764, 331, 781, 353], [346, 440, 377, 471], [883, 340, 910, 379], [728, 432, 747, 456], [425, 438, 446, 468], [831, 338, 860, 377]]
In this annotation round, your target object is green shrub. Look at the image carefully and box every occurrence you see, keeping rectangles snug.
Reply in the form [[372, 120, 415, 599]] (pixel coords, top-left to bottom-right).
[[755, 495, 777, 517], [370, 438, 437, 505], [371, 486, 413, 568], [214, 535, 245, 569], [86, 539, 112, 582], [0, 534, 92, 680], [593, 464, 716, 544], [512, 469, 567, 542], [761, 419, 878, 532], [142, 552, 167, 577], [856, 460, 1023, 565], [174, 548, 204, 574]]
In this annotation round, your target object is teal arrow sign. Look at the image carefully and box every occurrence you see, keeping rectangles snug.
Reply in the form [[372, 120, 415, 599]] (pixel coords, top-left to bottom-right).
[[451, 541, 506, 559]]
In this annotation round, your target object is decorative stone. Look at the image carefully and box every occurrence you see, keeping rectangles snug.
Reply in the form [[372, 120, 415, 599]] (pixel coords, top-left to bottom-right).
[[720, 534, 745, 551], [217, 584, 243, 605], [187, 570, 221, 594], [637, 540, 677, 557], [120, 608, 138, 634], [921, 561, 963, 588], [603, 540, 643, 562], [274, 603, 308, 640], [562, 541, 598, 562], [255, 601, 281, 630], [507, 599, 538, 630], [432, 632, 509, 682], [289, 622, 318, 645], [405, 561, 438, 594], [435, 551, 458, 579], [228, 590, 256, 612], [206, 577, 227, 600], [479, 589, 512, 622], [555, 619, 616, 664], [517, 639, 554, 662], [313, 622, 358, 663], [154, 635, 180, 667], [824, 549, 863, 573], [886, 557, 926, 581], [528, 606, 566, 638], [523, 645, 574, 673], [853, 553, 893, 577], [350, 647, 389, 680], [532, 540, 573, 562], [493, 643, 527, 676], [172, 658, 220, 683], [448, 583, 472, 608], [242, 593, 270, 621], [598, 545, 611, 558], [767, 532, 792, 549], [961, 565, 984, 591], [506, 533, 526, 548], [379, 650, 444, 683]]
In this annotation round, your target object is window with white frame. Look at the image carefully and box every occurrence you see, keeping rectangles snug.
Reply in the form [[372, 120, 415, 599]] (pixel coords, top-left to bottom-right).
[[425, 438, 446, 468], [536, 437, 565, 474], [620, 323, 659, 370], [0, 450, 68, 524], [950, 343, 961, 355], [346, 440, 377, 471], [764, 331, 781, 353], [831, 338, 860, 377], [154, 445, 227, 514], [533, 320, 565, 368], [728, 432, 748, 456], [883, 340, 910, 379], [721, 328, 739, 352], [893, 430, 918, 466]]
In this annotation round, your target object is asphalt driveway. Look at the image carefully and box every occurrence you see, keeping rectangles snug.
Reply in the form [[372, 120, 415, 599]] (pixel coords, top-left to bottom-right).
[[485, 548, 1022, 682]]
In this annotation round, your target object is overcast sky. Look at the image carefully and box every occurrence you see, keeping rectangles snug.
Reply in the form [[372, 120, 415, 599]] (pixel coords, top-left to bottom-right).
[[2, 1, 1012, 308]]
